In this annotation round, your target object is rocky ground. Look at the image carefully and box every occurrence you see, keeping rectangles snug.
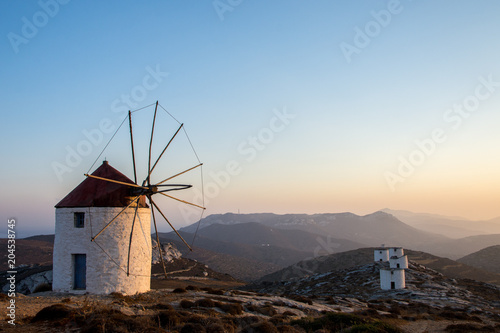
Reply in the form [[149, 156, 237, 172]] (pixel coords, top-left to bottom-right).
[[246, 261, 500, 332], [2, 262, 500, 332]]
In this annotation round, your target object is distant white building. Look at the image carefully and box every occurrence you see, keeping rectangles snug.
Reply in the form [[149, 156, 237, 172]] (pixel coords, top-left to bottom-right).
[[389, 254, 408, 269], [374, 246, 407, 290], [380, 268, 406, 290], [374, 248, 390, 262], [389, 247, 404, 258]]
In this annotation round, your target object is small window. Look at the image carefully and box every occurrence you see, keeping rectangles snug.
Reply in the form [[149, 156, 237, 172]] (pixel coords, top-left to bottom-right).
[[74, 212, 85, 228]]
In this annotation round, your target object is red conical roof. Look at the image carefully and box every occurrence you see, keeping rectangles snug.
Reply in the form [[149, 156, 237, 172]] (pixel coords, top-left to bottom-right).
[[55, 161, 148, 208]]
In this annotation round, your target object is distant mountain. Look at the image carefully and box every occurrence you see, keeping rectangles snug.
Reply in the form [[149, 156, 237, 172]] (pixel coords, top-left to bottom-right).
[[183, 212, 449, 251], [488, 216, 500, 224], [257, 247, 500, 286], [382, 208, 500, 238], [193, 222, 363, 254], [458, 245, 500, 274], [428, 234, 500, 259]]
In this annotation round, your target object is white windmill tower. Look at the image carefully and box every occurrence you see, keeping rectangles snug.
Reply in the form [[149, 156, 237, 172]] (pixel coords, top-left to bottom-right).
[[53, 101, 205, 295]]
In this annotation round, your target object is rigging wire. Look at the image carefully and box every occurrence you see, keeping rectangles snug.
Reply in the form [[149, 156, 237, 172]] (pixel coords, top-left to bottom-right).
[[87, 115, 128, 173], [130, 102, 157, 114], [158, 102, 181, 125], [190, 164, 206, 247]]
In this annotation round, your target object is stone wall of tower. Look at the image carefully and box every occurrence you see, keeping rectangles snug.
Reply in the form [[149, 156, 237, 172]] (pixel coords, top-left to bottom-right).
[[389, 255, 408, 269], [380, 268, 405, 290], [53, 207, 151, 295], [374, 248, 390, 262], [389, 247, 404, 257]]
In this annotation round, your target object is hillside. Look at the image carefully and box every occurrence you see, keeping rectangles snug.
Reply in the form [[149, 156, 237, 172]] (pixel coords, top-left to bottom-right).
[[257, 248, 500, 285], [246, 259, 500, 331], [458, 245, 500, 274], [428, 234, 500, 259], [0, 238, 53, 270], [194, 221, 363, 253], [159, 231, 313, 272], [156, 237, 282, 281]]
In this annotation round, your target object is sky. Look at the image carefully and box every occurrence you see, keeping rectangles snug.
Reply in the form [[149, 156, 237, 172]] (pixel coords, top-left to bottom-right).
[[1, 0, 500, 237]]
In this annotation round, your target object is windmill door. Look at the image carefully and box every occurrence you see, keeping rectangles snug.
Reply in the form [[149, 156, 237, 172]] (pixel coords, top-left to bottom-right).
[[73, 254, 87, 289]]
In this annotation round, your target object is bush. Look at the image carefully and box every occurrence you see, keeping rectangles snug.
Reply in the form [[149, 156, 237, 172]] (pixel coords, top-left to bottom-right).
[[156, 309, 183, 328], [291, 312, 365, 332], [206, 323, 227, 333], [151, 303, 174, 310], [180, 299, 195, 309], [186, 285, 201, 291], [445, 323, 495, 332], [32, 304, 74, 322], [181, 323, 206, 333], [173, 287, 187, 293], [33, 283, 52, 293], [242, 320, 278, 333], [349, 321, 402, 333], [80, 307, 159, 333], [203, 287, 225, 295], [218, 302, 244, 315], [195, 298, 216, 308], [292, 295, 313, 305], [277, 325, 304, 333]]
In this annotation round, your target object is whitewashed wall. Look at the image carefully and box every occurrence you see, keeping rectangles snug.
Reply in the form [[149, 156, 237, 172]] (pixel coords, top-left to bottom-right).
[[389, 255, 408, 269], [389, 247, 404, 257], [53, 207, 151, 295], [374, 248, 390, 262], [380, 268, 405, 290]]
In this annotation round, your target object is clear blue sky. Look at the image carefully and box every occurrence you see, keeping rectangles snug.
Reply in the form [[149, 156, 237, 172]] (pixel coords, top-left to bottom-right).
[[2, 1, 500, 237]]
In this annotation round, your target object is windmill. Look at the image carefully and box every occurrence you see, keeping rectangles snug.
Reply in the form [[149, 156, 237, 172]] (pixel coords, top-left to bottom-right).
[[53, 101, 205, 294]]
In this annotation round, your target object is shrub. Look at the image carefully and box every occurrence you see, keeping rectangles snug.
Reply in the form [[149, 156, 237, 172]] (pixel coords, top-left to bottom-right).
[[206, 323, 227, 333], [260, 305, 278, 316], [445, 323, 495, 332], [80, 307, 159, 333], [156, 309, 183, 328], [218, 302, 244, 315], [32, 304, 74, 322], [440, 310, 473, 321], [195, 298, 216, 308], [33, 283, 52, 293], [349, 321, 402, 333], [282, 311, 297, 317], [277, 325, 304, 333], [242, 320, 278, 333], [181, 323, 206, 333], [291, 312, 365, 332], [186, 285, 201, 291], [173, 287, 187, 293], [151, 303, 175, 310], [292, 295, 313, 305], [179, 299, 195, 309]]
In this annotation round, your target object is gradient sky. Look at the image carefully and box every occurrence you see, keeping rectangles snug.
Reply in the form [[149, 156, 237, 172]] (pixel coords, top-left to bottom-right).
[[1, 1, 500, 237]]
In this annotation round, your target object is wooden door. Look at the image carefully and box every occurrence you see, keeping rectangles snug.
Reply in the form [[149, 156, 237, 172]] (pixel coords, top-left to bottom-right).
[[73, 254, 86, 290]]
